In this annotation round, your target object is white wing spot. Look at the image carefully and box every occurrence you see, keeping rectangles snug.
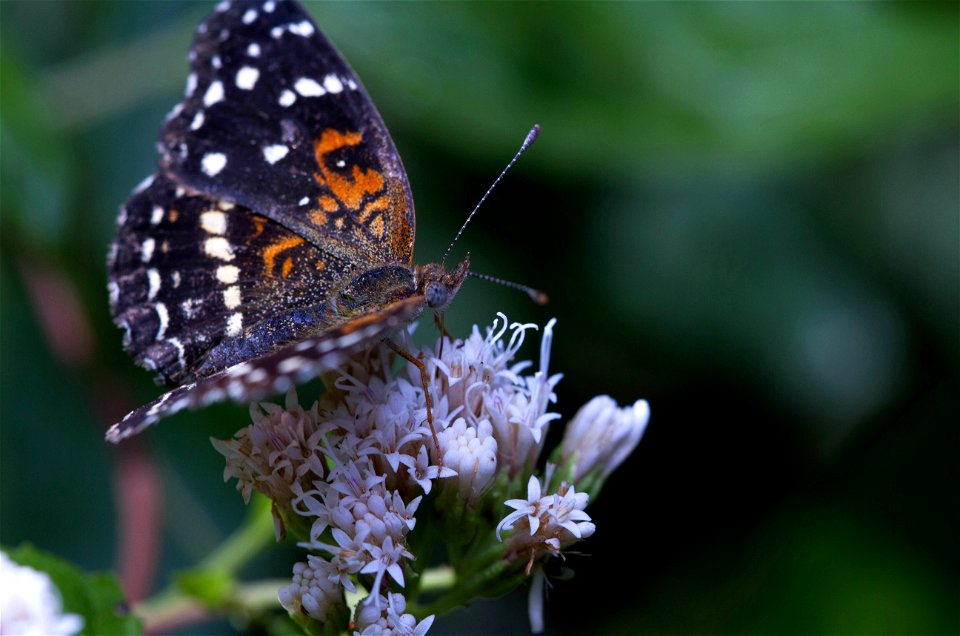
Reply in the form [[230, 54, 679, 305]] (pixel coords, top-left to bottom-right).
[[185, 72, 197, 96], [108, 281, 119, 307], [200, 210, 227, 234], [270, 25, 284, 39], [204, 237, 235, 261], [171, 271, 181, 288], [294, 77, 325, 97], [201, 387, 225, 404], [165, 102, 184, 122], [223, 286, 241, 309], [147, 268, 161, 301], [346, 78, 358, 90], [155, 303, 169, 340], [279, 89, 297, 107], [298, 196, 310, 206], [228, 362, 252, 377], [216, 264, 240, 284], [235, 66, 259, 90], [167, 337, 186, 367], [190, 111, 205, 130], [294, 340, 315, 352], [336, 330, 365, 348], [247, 368, 268, 384], [134, 174, 155, 194], [212, 54, 223, 70], [215, 1, 229, 12], [277, 356, 307, 374], [323, 74, 343, 93], [247, 43, 261, 57], [203, 80, 225, 107], [263, 0, 276, 12], [181, 298, 202, 319], [227, 380, 246, 400], [336, 159, 346, 168], [262, 144, 289, 164], [201, 152, 227, 177], [242, 8, 257, 24], [150, 205, 164, 225], [289, 21, 315, 37], [226, 312, 243, 337], [141, 238, 155, 263]]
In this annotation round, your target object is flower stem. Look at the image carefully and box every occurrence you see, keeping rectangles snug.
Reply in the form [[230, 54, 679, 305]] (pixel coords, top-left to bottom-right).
[[135, 495, 277, 631]]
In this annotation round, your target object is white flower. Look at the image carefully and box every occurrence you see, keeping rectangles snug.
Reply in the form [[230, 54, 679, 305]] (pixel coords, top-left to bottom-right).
[[559, 396, 650, 484], [399, 446, 456, 495], [278, 556, 343, 622], [211, 389, 324, 508], [0, 552, 83, 636], [354, 592, 435, 636], [360, 536, 412, 601], [437, 417, 498, 502], [496, 475, 595, 570], [427, 314, 562, 477]]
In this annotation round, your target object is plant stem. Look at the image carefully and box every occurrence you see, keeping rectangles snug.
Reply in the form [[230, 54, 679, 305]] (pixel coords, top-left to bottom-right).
[[135, 495, 277, 631]]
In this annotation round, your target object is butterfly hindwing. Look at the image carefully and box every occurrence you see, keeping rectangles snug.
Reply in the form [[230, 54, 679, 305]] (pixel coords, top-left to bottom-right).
[[105, 293, 425, 442], [108, 172, 352, 385]]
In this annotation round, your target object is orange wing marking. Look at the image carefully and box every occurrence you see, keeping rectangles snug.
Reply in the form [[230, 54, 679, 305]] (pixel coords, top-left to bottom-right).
[[281, 257, 294, 279], [262, 236, 304, 277], [250, 215, 268, 238], [313, 130, 385, 211], [358, 195, 389, 223], [310, 209, 329, 227]]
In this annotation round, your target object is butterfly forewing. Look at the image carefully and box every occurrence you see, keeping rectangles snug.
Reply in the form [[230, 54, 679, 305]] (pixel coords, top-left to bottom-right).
[[160, 0, 415, 265]]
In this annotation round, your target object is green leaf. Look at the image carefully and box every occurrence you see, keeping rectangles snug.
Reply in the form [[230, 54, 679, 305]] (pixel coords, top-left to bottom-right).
[[5, 544, 142, 636], [175, 567, 234, 607]]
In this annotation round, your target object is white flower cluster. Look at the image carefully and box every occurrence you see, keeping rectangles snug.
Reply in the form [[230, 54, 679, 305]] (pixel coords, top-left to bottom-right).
[[497, 473, 595, 570], [0, 552, 83, 636], [213, 314, 650, 634], [353, 593, 434, 636], [431, 316, 562, 501], [212, 390, 323, 508]]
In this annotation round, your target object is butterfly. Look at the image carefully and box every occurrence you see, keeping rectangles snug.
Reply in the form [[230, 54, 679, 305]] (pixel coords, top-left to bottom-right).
[[106, 0, 471, 442]]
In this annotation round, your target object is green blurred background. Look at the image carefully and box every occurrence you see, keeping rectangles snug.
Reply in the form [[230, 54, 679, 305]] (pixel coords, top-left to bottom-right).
[[1, 1, 957, 634]]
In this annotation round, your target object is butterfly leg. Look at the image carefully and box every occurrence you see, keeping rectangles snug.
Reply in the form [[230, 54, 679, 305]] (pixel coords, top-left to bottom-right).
[[384, 338, 442, 465], [433, 312, 453, 358]]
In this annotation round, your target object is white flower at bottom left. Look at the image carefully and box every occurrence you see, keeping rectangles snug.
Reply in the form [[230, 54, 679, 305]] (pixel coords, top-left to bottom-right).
[[0, 552, 83, 636]]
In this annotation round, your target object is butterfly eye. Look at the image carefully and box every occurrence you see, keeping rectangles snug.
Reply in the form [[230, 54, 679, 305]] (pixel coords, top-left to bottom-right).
[[425, 281, 448, 309]]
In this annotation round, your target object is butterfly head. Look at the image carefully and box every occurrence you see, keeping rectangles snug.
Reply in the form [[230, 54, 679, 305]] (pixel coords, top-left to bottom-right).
[[418, 255, 470, 313]]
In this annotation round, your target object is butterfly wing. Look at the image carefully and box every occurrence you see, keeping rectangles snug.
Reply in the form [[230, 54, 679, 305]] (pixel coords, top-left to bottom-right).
[[160, 0, 415, 266], [107, 0, 429, 440], [108, 172, 352, 385], [106, 293, 426, 442]]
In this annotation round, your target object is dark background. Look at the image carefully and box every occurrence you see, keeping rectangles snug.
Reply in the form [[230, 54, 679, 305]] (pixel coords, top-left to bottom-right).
[[1, 2, 957, 634]]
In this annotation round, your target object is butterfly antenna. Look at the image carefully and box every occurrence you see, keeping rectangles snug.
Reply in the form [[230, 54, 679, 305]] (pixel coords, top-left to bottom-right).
[[442, 124, 541, 266], [468, 271, 549, 305]]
